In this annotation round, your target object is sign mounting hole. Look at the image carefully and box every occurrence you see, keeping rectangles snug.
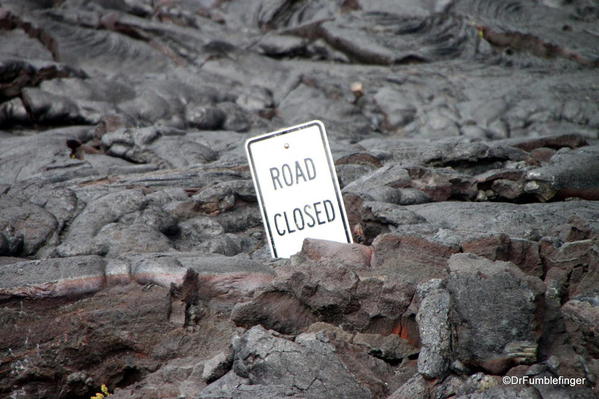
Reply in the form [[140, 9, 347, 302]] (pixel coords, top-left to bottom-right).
[[284, 143, 289, 149]]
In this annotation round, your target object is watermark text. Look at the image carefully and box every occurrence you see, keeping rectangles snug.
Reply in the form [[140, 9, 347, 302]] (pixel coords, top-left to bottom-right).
[[503, 375, 586, 387]]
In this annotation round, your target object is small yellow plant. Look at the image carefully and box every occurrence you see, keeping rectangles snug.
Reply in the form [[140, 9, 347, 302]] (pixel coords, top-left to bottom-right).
[[90, 384, 111, 398]]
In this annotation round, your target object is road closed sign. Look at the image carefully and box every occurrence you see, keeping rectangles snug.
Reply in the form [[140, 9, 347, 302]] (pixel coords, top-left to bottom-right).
[[245, 120, 352, 258]]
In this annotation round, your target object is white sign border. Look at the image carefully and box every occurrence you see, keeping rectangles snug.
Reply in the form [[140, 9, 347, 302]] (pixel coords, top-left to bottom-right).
[[245, 120, 353, 258]]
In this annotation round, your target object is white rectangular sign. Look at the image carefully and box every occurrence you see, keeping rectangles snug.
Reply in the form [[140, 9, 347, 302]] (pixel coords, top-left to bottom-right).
[[245, 120, 352, 258]]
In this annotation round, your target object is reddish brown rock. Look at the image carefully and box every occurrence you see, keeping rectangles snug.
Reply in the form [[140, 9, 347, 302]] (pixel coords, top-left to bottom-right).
[[231, 257, 415, 335], [461, 234, 543, 278], [128, 253, 274, 310], [504, 134, 588, 152], [491, 179, 524, 200], [343, 192, 366, 228], [462, 233, 511, 261], [407, 167, 454, 202], [335, 152, 383, 168], [371, 234, 460, 284], [474, 168, 526, 184], [199, 272, 274, 305], [230, 291, 318, 334], [552, 216, 594, 242], [529, 147, 556, 163], [506, 238, 543, 279], [562, 299, 599, 359], [0, 283, 239, 399], [299, 238, 373, 268], [540, 239, 598, 297]]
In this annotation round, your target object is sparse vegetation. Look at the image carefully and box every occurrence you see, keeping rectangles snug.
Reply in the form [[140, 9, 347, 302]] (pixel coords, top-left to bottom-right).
[[90, 384, 111, 399]]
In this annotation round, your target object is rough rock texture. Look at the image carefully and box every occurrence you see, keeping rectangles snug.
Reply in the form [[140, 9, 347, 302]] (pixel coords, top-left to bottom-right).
[[447, 254, 545, 374], [200, 325, 377, 398], [1, 0, 598, 398], [416, 282, 451, 378], [231, 247, 416, 335], [0, 255, 106, 299]]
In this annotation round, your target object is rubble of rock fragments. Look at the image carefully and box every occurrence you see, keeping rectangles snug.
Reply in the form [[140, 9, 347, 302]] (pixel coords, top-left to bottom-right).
[[0, 0, 598, 398]]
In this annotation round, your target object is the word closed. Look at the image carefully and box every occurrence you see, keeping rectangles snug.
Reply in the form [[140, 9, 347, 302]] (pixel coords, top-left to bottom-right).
[[273, 199, 336, 236]]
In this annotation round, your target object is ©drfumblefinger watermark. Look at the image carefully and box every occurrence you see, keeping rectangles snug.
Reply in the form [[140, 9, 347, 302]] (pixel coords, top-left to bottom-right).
[[503, 375, 586, 387]]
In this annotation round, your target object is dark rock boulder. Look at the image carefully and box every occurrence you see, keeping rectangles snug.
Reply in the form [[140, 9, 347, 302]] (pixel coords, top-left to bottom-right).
[[525, 145, 599, 201], [0, 196, 58, 256], [562, 298, 599, 374], [446, 253, 545, 374], [232, 240, 414, 334], [199, 325, 378, 398]]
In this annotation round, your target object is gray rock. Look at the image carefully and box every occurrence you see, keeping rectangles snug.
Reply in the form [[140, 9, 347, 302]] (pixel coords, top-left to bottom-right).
[[455, 372, 502, 396], [56, 189, 147, 256], [454, 385, 542, 399], [539, 238, 597, 298], [105, 258, 131, 286], [352, 332, 419, 364], [0, 196, 58, 256], [374, 86, 418, 128], [218, 102, 251, 132], [343, 164, 411, 197], [192, 180, 256, 211], [531, 371, 598, 399], [173, 216, 225, 250], [417, 286, 451, 378], [0, 255, 106, 299], [28, 188, 79, 233], [186, 105, 226, 130], [198, 370, 281, 399], [396, 188, 432, 205], [526, 145, 599, 201], [408, 201, 599, 240], [21, 87, 89, 125], [200, 325, 373, 398], [387, 374, 430, 399], [102, 127, 217, 168], [130, 253, 188, 287], [447, 253, 545, 374], [202, 347, 234, 383], [361, 201, 427, 226], [118, 204, 179, 236], [336, 163, 379, 189], [192, 233, 244, 256], [94, 223, 173, 256], [0, 127, 94, 184]]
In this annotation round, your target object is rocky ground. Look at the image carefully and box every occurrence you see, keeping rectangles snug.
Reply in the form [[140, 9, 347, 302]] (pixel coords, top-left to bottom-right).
[[1, 0, 598, 398]]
